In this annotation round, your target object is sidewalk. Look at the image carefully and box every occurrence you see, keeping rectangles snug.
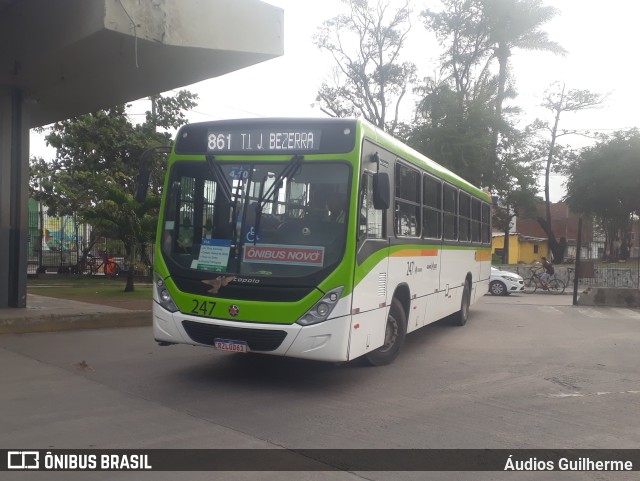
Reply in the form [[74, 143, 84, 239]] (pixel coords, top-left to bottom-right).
[[0, 294, 151, 334]]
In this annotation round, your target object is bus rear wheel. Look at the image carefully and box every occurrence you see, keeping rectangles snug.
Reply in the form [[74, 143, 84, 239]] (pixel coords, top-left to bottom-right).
[[365, 298, 406, 366], [453, 281, 471, 326]]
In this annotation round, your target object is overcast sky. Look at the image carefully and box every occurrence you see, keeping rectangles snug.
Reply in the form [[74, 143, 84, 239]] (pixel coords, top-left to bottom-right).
[[31, 0, 640, 201], [187, 0, 639, 131]]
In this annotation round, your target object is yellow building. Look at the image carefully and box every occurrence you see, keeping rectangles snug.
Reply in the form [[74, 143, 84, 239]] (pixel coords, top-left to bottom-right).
[[492, 233, 549, 264]]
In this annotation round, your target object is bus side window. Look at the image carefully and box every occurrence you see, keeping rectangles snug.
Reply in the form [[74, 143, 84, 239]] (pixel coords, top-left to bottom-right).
[[471, 198, 482, 243], [176, 176, 196, 252], [394, 163, 421, 237], [443, 184, 458, 241], [459, 192, 471, 242], [423, 174, 442, 239], [359, 173, 383, 240], [481, 202, 491, 244]]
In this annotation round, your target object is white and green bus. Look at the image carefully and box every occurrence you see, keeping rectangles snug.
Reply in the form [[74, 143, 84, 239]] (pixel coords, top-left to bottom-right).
[[153, 118, 492, 365]]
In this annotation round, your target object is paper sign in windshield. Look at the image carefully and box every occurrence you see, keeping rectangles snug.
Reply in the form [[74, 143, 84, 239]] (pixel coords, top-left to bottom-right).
[[243, 244, 325, 267], [196, 239, 231, 271]]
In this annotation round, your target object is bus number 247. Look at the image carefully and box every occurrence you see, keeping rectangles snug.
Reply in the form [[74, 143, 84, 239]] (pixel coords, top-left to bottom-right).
[[191, 299, 216, 316]]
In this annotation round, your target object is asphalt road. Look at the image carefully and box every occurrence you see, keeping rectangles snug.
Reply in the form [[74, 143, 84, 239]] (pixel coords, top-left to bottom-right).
[[1, 293, 639, 481]]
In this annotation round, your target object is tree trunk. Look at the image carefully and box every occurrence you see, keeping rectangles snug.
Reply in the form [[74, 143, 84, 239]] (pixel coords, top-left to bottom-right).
[[542, 85, 565, 264], [124, 244, 135, 292], [75, 233, 99, 274], [502, 225, 510, 264], [537, 216, 563, 263], [124, 266, 135, 292], [490, 45, 509, 184]]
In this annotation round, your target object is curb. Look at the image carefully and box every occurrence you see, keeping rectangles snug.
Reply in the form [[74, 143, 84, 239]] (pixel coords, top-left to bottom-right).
[[0, 310, 152, 334]]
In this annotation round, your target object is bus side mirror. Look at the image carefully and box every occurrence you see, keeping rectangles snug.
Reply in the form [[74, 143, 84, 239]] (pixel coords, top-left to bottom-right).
[[373, 172, 390, 210]]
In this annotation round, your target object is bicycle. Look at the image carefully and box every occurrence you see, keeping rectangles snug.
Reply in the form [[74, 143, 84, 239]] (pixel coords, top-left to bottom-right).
[[523, 266, 566, 294], [85, 253, 121, 278]]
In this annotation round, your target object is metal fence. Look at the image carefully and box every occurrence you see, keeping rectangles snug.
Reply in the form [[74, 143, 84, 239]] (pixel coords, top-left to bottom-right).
[[497, 258, 640, 291], [27, 203, 154, 276], [571, 259, 640, 289]]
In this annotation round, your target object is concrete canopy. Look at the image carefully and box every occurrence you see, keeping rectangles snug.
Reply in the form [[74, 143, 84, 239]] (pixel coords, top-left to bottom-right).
[[1, 0, 284, 127], [0, 0, 283, 308]]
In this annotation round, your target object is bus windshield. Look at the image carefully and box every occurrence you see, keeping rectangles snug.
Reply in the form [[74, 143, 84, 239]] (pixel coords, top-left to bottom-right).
[[161, 159, 351, 279]]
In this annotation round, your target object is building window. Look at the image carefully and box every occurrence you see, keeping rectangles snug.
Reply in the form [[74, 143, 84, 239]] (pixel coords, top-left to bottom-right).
[[534, 244, 539, 254]]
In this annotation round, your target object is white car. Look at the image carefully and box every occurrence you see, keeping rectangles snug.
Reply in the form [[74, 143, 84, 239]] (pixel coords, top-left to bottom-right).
[[489, 267, 525, 296]]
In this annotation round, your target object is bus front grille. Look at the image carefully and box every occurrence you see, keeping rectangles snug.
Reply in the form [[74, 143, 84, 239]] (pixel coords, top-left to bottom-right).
[[182, 320, 288, 352]]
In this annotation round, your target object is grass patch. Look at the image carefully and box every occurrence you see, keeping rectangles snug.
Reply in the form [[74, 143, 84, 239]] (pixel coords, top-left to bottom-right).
[[27, 275, 152, 304]]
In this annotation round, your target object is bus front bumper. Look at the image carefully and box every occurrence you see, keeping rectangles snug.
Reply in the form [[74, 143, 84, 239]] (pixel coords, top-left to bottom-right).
[[153, 301, 351, 362]]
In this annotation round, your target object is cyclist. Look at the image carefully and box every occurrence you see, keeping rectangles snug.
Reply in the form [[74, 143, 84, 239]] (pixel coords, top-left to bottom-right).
[[539, 256, 554, 289]]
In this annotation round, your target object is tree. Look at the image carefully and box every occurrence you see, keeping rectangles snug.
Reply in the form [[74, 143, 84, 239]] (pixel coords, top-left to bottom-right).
[[565, 129, 640, 260], [407, 80, 497, 186], [415, 0, 567, 265], [421, 0, 493, 104], [314, 0, 417, 133], [423, 0, 564, 158], [491, 126, 540, 263], [30, 90, 198, 290], [482, 0, 566, 143], [407, 77, 541, 265], [533, 83, 606, 262], [83, 188, 160, 292], [482, 0, 566, 260], [415, 0, 542, 238], [414, 0, 499, 186]]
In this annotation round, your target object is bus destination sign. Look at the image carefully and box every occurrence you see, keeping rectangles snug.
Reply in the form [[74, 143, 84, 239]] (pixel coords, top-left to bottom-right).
[[207, 129, 322, 153]]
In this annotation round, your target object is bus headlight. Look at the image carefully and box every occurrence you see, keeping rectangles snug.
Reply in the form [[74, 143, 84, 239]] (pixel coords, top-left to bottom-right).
[[297, 287, 344, 326], [155, 274, 179, 313]]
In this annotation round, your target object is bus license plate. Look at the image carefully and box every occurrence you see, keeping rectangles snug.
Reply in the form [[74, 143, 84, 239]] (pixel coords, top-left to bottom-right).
[[214, 338, 248, 353]]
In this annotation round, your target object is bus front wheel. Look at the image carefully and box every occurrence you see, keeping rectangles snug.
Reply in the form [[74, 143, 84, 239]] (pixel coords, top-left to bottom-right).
[[365, 298, 407, 366]]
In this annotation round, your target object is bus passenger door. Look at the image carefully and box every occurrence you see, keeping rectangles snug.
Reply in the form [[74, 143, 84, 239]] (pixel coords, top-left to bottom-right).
[[349, 172, 389, 360]]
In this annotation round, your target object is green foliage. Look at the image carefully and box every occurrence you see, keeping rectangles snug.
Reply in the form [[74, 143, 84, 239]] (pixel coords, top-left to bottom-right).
[[565, 129, 640, 256], [409, 0, 557, 190], [482, 0, 565, 56], [83, 188, 160, 251], [406, 81, 497, 187], [482, 0, 565, 125], [29, 90, 197, 291], [147, 91, 198, 130], [491, 126, 540, 229], [422, 0, 493, 100], [30, 91, 197, 218]]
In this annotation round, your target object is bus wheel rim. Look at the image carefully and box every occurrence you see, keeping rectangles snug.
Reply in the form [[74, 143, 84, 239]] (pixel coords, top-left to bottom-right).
[[380, 316, 398, 353]]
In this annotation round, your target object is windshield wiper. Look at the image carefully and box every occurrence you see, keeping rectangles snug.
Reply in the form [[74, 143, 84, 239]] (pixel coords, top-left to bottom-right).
[[206, 155, 232, 202], [252, 154, 303, 245], [234, 165, 256, 270]]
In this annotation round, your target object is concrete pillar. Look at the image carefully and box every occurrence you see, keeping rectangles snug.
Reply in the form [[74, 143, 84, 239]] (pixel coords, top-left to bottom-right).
[[0, 89, 29, 308]]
